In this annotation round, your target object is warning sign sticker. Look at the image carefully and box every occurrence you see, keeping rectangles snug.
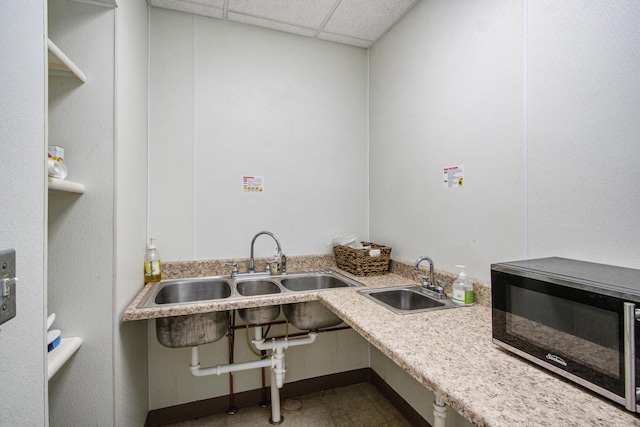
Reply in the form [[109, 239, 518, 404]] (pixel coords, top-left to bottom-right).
[[443, 165, 464, 188], [243, 176, 264, 192]]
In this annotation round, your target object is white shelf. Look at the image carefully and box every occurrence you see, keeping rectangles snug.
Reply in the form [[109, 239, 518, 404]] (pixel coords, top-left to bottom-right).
[[48, 177, 85, 194], [47, 337, 83, 380], [47, 38, 87, 83], [70, 0, 118, 7]]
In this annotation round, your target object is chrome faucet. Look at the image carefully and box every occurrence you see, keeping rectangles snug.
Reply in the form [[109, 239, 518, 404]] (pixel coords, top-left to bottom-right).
[[249, 231, 287, 275], [414, 255, 445, 299]]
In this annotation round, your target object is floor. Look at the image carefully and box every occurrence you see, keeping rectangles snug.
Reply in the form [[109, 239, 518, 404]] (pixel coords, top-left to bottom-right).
[[166, 382, 414, 427]]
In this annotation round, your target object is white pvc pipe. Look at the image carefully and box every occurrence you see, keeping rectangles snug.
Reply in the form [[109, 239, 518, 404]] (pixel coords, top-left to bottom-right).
[[270, 368, 282, 424], [190, 346, 273, 377], [252, 326, 318, 352], [251, 327, 317, 388], [433, 396, 447, 427], [189, 326, 320, 424]]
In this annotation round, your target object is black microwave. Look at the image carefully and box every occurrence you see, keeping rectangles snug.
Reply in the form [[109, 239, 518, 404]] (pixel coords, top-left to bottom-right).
[[491, 257, 640, 412]]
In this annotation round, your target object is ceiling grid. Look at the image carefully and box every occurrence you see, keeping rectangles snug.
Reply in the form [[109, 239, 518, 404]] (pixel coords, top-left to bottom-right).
[[147, 0, 419, 48]]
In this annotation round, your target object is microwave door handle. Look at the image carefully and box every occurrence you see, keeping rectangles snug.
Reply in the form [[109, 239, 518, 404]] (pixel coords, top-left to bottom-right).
[[624, 302, 639, 412]]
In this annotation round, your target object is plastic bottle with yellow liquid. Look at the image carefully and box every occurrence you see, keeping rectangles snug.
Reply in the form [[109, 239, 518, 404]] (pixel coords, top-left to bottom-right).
[[144, 237, 162, 284]]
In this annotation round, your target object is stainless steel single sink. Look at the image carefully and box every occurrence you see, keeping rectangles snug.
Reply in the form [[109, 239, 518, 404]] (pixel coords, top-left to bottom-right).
[[359, 286, 459, 314], [236, 280, 281, 325]]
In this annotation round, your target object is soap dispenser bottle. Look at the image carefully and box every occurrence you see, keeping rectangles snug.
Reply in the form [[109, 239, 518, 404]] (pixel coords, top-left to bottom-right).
[[144, 237, 162, 284], [452, 265, 473, 306], [269, 247, 282, 275]]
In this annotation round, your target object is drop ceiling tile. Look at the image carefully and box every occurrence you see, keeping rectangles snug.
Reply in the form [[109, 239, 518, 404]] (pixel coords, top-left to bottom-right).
[[149, 0, 224, 19], [323, 0, 417, 41], [227, 11, 318, 38], [228, 0, 337, 29], [147, 0, 419, 48]]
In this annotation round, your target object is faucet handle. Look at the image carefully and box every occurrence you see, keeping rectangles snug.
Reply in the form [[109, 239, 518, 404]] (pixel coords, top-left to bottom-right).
[[224, 262, 238, 277], [417, 274, 429, 285]]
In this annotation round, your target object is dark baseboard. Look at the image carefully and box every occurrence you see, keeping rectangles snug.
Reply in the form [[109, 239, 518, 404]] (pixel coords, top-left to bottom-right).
[[369, 369, 431, 427], [146, 368, 429, 427]]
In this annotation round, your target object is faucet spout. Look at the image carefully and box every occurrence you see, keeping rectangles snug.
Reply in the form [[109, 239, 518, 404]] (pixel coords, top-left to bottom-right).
[[249, 231, 287, 274], [414, 256, 435, 290]]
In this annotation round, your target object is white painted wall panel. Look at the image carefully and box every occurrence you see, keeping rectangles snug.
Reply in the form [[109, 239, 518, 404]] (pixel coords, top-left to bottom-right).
[[47, 1, 115, 426], [149, 9, 369, 262], [148, 9, 196, 259], [147, 8, 369, 409], [526, 0, 640, 267], [0, 1, 47, 426], [369, 0, 526, 282], [114, 0, 150, 425]]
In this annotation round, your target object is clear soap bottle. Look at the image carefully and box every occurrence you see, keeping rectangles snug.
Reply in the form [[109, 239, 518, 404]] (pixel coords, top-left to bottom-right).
[[452, 265, 473, 306], [144, 237, 162, 284]]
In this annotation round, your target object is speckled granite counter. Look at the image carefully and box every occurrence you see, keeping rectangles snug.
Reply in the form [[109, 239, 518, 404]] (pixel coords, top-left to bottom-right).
[[123, 257, 640, 426], [321, 276, 640, 427]]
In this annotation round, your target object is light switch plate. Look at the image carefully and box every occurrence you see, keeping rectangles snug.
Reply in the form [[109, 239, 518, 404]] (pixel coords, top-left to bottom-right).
[[0, 249, 17, 326]]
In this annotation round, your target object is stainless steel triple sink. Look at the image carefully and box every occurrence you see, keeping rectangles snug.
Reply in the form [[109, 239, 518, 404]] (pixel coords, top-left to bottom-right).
[[138, 269, 362, 347]]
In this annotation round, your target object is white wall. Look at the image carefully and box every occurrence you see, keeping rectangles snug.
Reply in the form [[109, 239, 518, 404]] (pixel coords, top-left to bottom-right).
[[47, 1, 115, 425], [114, 0, 150, 425], [526, 0, 640, 265], [146, 8, 370, 408], [369, 0, 640, 283], [148, 8, 369, 262], [0, 2, 47, 426]]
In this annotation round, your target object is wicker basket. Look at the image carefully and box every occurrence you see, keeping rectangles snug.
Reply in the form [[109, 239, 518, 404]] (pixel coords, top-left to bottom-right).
[[333, 241, 392, 276]]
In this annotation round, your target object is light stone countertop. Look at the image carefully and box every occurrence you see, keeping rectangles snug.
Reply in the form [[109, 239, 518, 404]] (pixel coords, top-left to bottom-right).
[[123, 256, 640, 426], [321, 277, 640, 426]]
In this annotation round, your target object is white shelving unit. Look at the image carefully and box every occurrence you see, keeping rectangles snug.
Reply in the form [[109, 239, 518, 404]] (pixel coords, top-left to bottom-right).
[[47, 38, 87, 83], [48, 177, 85, 194], [71, 0, 118, 7], [46, 32, 87, 380], [47, 337, 83, 380]]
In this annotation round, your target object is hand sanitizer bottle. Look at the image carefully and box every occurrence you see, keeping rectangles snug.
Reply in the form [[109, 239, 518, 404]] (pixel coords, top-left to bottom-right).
[[144, 237, 162, 284], [452, 265, 473, 306]]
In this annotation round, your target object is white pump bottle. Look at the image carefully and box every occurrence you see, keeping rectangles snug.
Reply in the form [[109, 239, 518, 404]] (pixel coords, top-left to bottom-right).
[[452, 265, 474, 306]]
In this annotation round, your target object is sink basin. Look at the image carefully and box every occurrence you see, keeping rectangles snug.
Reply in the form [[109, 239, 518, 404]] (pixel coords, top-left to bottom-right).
[[156, 311, 230, 348], [138, 278, 233, 347], [280, 274, 351, 291], [283, 301, 343, 331], [359, 286, 458, 314], [148, 278, 232, 306], [237, 280, 281, 296], [280, 272, 359, 330], [236, 280, 281, 325]]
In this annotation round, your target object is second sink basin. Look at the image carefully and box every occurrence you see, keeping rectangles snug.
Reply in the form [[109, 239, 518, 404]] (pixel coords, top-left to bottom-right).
[[359, 286, 458, 314], [237, 280, 281, 296], [236, 280, 281, 325]]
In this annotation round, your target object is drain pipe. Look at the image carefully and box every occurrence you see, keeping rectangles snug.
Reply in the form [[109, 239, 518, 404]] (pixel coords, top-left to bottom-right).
[[189, 325, 318, 425], [252, 326, 317, 388], [433, 396, 447, 427], [190, 347, 273, 376], [227, 311, 237, 414]]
